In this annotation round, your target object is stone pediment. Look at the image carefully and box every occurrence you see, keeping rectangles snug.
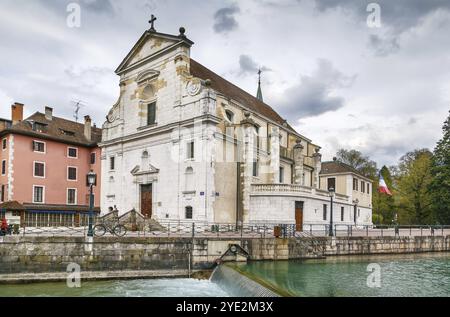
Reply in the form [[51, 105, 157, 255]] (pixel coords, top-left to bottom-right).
[[116, 30, 194, 75], [131, 164, 160, 176]]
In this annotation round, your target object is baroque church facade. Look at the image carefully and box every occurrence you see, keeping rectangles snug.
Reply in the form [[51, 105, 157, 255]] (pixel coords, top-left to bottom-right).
[[100, 22, 373, 228]]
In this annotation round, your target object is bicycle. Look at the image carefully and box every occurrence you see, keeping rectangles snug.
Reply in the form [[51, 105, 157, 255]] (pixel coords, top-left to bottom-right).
[[94, 221, 127, 237]]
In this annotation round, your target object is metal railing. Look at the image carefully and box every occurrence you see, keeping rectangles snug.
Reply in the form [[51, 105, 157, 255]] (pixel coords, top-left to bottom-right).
[[1, 219, 449, 238]]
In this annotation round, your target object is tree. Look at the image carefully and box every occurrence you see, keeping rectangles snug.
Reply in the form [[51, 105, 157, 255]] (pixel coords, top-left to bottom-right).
[[430, 111, 450, 224], [373, 166, 396, 224], [335, 149, 377, 178], [394, 149, 434, 224]]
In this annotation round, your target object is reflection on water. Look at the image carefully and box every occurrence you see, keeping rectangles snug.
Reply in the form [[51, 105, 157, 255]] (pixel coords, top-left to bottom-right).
[[230, 252, 450, 297], [0, 278, 230, 297]]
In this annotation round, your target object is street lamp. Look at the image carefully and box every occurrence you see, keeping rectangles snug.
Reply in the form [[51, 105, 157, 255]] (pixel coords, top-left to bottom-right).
[[328, 187, 335, 237], [86, 170, 97, 237]]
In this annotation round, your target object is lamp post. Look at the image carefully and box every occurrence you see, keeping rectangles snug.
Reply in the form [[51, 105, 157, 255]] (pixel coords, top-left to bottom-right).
[[86, 170, 97, 237], [328, 187, 335, 237], [354, 198, 359, 226]]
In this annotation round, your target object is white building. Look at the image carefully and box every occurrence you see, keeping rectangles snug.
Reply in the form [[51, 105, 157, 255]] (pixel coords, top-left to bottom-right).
[[99, 22, 373, 229]]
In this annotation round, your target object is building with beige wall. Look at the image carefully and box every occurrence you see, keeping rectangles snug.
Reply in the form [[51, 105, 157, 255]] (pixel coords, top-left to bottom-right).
[[100, 21, 373, 229]]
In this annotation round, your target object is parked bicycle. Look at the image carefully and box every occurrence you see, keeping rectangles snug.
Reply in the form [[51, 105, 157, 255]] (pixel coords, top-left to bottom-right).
[[94, 220, 127, 237]]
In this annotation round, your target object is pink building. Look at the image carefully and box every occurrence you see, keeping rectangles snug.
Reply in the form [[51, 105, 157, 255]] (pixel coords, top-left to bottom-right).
[[0, 103, 101, 226]]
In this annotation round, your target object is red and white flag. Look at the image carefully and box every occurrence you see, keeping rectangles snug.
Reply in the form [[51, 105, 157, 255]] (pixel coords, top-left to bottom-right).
[[378, 174, 392, 196]]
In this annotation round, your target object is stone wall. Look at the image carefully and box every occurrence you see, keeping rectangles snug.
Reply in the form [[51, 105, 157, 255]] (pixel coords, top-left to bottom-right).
[[0, 235, 448, 275]]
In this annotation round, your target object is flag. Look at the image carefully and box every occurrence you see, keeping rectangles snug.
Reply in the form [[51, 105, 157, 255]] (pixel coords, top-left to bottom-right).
[[378, 174, 392, 196]]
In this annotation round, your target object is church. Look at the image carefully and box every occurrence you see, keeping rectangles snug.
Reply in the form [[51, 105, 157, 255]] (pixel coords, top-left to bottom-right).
[[99, 18, 373, 229]]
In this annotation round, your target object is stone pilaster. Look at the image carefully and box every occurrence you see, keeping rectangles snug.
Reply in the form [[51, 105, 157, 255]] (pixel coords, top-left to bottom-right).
[[312, 148, 322, 189], [269, 127, 280, 184], [240, 112, 256, 223], [293, 140, 304, 185]]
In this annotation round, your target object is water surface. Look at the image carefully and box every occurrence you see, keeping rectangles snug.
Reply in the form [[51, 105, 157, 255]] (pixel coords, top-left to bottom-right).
[[230, 252, 450, 297]]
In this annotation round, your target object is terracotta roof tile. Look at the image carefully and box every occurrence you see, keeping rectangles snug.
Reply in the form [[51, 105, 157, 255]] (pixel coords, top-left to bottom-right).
[[190, 59, 297, 133]]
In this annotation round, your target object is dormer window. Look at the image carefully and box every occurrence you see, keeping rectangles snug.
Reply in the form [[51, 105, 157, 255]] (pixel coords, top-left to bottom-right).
[[32, 122, 47, 133], [225, 110, 234, 123], [60, 129, 75, 136]]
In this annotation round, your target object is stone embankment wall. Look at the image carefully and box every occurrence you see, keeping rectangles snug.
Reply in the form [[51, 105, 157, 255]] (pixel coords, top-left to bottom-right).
[[0, 235, 448, 275]]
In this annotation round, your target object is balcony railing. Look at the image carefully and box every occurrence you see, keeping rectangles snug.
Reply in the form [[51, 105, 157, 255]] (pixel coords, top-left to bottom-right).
[[251, 184, 350, 202], [280, 146, 294, 160]]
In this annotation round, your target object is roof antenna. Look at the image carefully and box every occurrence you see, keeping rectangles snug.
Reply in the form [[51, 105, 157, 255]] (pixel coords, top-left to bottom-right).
[[71, 100, 87, 122]]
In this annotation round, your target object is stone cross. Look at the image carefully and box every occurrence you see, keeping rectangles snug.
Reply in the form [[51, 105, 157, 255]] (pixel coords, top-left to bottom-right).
[[149, 14, 157, 32]]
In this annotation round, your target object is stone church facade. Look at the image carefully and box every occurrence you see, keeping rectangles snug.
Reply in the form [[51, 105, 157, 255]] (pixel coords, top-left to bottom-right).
[[100, 24, 373, 228]]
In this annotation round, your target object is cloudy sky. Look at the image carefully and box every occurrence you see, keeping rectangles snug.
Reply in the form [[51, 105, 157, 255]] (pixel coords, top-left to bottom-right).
[[0, 0, 449, 167]]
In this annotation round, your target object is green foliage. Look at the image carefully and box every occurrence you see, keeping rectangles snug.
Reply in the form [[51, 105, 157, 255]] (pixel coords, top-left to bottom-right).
[[394, 149, 434, 224], [335, 149, 378, 178], [372, 213, 384, 225], [430, 111, 450, 224]]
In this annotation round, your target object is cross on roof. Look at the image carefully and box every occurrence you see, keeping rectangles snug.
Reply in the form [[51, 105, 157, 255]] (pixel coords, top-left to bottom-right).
[[149, 14, 157, 32]]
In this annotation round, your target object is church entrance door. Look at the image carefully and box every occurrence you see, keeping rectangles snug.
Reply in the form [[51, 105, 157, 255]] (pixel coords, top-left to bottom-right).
[[140, 184, 153, 218], [295, 201, 304, 232]]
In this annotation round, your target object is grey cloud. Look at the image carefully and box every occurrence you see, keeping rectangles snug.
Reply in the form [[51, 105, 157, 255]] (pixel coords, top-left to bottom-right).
[[314, 0, 450, 32], [368, 34, 400, 57], [277, 59, 355, 118], [239, 55, 271, 76], [213, 5, 240, 33], [35, 0, 115, 15]]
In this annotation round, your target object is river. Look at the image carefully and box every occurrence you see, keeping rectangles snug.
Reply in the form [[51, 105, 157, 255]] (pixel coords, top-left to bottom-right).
[[0, 252, 448, 297]]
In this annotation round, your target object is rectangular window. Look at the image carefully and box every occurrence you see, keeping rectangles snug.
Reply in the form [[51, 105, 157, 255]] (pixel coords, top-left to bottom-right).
[[2, 139, 6, 150], [367, 183, 370, 194], [90, 153, 96, 165], [110, 157, 115, 170], [353, 178, 358, 191], [361, 181, 365, 193], [323, 204, 327, 221], [327, 178, 336, 191], [67, 188, 77, 205], [0, 185, 4, 202], [34, 162, 45, 178], [341, 207, 345, 222], [68, 147, 78, 158], [68, 167, 77, 181], [187, 142, 195, 159], [252, 161, 259, 177], [279, 167, 284, 183], [147, 102, 156, 126], [33, 141, 45, 153], [33, 186, 44, 203], [1, 160, 5, 175]]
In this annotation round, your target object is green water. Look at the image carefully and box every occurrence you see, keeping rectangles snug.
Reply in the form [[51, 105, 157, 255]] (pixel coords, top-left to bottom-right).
[[230, 252, 450, 297], [0, 253, 448, 297]]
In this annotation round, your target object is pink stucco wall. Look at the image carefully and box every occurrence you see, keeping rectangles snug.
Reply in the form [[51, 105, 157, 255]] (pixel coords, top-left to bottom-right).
[[3, 133, 101, 207]]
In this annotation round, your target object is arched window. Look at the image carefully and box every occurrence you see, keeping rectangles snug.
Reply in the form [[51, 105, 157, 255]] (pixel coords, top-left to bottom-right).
[[225, 110, 234, 123], [185, 206, 193, 219], [142, 151, 149, 170], [185, 167, 194, 191]]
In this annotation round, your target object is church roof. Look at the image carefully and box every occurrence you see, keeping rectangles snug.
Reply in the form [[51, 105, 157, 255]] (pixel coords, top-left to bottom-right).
[[0, 112, 102, 147], [190, 59, 297, 134]]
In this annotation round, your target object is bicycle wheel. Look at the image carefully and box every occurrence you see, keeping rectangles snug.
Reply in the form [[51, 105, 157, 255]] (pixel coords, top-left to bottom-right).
[[113, 225, 127, 237], [94, 225, 107, 237]]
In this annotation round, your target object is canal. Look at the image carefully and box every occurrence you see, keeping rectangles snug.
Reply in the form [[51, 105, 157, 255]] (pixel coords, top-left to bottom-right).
[[0, 252, 448, 297]]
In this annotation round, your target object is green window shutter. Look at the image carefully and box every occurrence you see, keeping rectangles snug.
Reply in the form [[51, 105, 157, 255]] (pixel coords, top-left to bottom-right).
[[147, 102, 156, 125]]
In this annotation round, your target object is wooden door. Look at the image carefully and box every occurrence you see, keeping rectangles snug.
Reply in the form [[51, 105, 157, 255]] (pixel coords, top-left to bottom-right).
[[295, 201, 304, 232], [141, 184, 153, 218]]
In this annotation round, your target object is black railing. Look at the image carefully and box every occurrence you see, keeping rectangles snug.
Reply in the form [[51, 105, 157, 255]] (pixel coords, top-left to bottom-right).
[[1, 219, 449, 238]]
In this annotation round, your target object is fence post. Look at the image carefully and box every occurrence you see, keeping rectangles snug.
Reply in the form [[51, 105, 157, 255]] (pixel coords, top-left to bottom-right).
[[366, 225, 369, 237], [191, 222, 195, 239], [421, 227, 423, 237]]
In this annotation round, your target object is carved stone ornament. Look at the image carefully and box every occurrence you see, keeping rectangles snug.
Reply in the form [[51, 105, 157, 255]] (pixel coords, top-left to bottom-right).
[[186, 79, 202, 96]]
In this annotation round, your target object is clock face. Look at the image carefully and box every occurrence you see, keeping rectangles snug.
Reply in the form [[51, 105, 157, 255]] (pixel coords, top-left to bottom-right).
[[187, 80, 201, 96], [107, 110, 117, 123]]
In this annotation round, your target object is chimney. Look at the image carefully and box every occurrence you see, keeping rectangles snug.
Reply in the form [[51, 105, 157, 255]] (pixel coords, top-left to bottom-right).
[[45, 106, 53, 121], [84, 115, 92, 141], [11, 102, 24, 125]]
